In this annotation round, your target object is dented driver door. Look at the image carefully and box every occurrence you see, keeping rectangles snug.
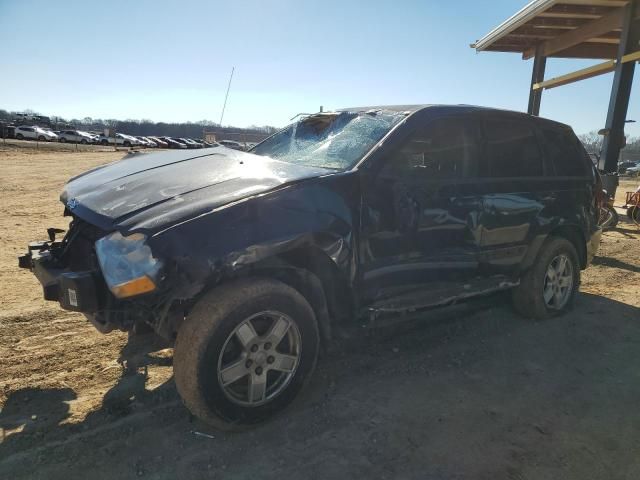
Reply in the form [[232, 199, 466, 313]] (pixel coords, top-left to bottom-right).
[[359, 115, 484, 306]]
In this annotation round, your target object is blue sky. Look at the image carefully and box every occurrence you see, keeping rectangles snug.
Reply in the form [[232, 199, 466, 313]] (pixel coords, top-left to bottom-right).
[[1, 0, 638, 136]]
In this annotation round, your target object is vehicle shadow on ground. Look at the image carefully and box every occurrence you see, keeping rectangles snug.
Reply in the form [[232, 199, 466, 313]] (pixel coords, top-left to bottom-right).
[[0, 333, 178, 459], [0, 388, 77, 442], [592, 255, 640, 273], [2, 292, 640, 479]]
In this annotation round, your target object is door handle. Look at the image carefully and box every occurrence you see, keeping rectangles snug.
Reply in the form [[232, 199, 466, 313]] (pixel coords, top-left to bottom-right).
[[541, 194, 557, 205]]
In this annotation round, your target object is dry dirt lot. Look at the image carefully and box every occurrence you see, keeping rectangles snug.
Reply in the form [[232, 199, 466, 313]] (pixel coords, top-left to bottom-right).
[[1, 147, 639, 480]]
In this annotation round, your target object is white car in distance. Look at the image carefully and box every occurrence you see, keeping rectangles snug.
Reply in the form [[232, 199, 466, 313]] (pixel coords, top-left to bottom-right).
[[97, 133, 141, 147], [57, 130, 96, 144], [14, 126, 58, 141]]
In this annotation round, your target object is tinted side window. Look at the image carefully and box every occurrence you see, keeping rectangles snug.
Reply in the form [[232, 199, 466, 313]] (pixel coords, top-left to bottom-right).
[[541, 126, 586, 176], [385, 117, 479, 179], [483, 118, 544, 177]]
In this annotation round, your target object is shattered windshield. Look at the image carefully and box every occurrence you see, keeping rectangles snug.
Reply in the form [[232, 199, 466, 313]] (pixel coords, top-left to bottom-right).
[[250, 110, 406, 170]]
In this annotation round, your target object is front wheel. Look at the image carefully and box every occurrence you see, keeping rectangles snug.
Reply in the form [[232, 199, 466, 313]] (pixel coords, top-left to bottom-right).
[[80, 138, 88, 144], [173, 278, 319, 430], [59, 137, 66, 143], [38, 135, 46, 141], [512, 237, 580, 320]]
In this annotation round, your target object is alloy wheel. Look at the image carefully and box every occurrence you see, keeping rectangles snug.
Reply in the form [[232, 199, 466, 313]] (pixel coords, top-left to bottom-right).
[[543, 254, 573, 310], [217, 311, 301, 406]]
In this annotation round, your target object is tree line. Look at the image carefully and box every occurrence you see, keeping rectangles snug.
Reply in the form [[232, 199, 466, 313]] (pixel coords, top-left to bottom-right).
[[578, 131, 640, 158]]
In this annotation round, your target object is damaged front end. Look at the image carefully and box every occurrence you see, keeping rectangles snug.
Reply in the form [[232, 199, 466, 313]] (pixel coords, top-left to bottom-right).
[[19, 216, 173, 336], [18, 135, 370, 341]]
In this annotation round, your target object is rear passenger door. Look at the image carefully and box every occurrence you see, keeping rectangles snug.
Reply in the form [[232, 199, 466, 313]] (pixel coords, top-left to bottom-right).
[[538, 124, 597, 237], [477, 114, 553, 276]]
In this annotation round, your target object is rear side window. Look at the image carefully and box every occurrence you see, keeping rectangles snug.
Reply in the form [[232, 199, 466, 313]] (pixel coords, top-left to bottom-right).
[[540, 126, 586, 176], [483, 118, 544, 177]]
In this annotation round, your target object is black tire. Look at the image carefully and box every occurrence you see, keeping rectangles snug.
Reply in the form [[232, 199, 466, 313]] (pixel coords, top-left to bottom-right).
[[173, 278, 319, 430], [59, 137, 66, 143], [629, 206, 640, 223], [512, 237, 580, 320], [38, 135, 46, 141], [123, 141, 131, 147], [15, 133, 23, 140], [101, 139, 109, 146], [81, 138, 88, 144]]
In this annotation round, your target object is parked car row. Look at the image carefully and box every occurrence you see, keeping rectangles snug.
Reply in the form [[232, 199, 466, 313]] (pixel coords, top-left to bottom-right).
[[150, 136, 217, 149], [11, 126, 220, 149], [94, 133, 216, 149]]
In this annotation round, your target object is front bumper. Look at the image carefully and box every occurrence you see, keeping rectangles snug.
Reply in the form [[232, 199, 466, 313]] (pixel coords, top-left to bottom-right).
[[19, 242, 101, 313]]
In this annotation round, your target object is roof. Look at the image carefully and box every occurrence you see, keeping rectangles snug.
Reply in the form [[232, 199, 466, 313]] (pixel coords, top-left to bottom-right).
[[472, 0, 637, 59], [337, 105, 430, 113], [336, 104, 571, 125]]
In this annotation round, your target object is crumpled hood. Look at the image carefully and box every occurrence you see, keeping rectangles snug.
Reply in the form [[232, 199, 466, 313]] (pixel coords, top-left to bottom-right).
[[61, 147, 332, 233]]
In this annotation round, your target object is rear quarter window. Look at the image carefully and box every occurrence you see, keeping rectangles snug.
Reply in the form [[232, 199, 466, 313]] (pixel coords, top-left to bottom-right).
[[540, 126, 587, 176], [483, 117, 544, 177]]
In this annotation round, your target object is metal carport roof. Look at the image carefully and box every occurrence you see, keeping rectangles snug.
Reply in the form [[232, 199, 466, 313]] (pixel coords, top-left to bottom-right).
[[472, 0, 640, 174]]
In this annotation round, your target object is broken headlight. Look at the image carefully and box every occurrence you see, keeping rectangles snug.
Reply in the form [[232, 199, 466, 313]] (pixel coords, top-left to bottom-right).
[[95, 231, 163, 299]]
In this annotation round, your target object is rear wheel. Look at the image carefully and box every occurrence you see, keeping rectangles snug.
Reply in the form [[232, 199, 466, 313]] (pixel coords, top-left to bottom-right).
[[173, 278, 319, 430], [512, 237, 580, 319], [59, 137, 66, 143], [100, 139, 109, 146]]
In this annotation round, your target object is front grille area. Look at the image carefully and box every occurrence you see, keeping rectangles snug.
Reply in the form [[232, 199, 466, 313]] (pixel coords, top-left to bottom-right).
[[60, 217, 107, 271]]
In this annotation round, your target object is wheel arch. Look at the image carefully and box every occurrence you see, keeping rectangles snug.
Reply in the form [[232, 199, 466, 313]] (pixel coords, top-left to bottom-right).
[[548, 225, 587, 269], [224, 246, 355, 345], [177, 246, 355, 346], [520, 224, 588, 273]]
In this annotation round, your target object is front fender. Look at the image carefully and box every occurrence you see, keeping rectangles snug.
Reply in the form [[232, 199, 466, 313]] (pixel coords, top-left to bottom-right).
[[148, 174, 360, 300]]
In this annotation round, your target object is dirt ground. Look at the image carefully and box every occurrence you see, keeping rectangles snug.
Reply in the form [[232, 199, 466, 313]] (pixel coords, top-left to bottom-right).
[[1, 147, 639, 480]]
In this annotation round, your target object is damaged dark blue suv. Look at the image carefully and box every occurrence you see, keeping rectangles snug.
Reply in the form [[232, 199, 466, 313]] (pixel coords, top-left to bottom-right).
[[20, 105, 602, 428]]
